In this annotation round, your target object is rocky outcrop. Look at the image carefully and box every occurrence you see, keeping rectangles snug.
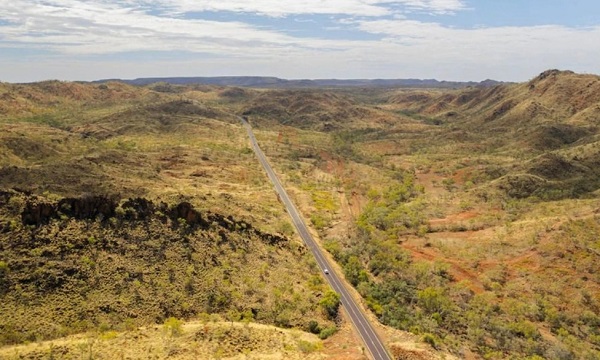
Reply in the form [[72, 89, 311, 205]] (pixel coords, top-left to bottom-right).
[[21, 195, 118, 225], [15, 192, 287, 246], [0, 192, 317, 347], [57, 196, 118, 221]]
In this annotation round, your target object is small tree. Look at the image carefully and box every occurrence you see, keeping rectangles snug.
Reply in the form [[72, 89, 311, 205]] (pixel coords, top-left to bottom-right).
[[307, 320, 321, 334], [343, 256, 368, 286], [0, 261, 8, 277], [163, 317, 183, 338], [163, 317, 183, 357], [319, 290, 341, 320]]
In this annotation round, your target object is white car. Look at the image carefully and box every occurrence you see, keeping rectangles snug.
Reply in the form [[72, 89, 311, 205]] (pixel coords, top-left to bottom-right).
[[324, 269, 329, 274]]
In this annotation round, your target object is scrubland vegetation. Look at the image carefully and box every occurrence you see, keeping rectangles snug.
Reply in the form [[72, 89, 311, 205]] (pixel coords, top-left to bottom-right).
[[1, 70, 600, 359], [245, 70, 600, 359], [0, 82, 342, 359]]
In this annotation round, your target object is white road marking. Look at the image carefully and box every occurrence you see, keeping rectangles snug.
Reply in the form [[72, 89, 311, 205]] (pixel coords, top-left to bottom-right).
[[240, 117, 390, 360]]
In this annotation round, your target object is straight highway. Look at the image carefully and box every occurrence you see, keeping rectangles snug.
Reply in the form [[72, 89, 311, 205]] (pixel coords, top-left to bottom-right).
[[239, 116, 391, 360]]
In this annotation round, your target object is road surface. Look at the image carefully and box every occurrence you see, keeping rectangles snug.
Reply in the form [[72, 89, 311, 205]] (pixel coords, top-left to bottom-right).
[[239, 116, 391, 360]]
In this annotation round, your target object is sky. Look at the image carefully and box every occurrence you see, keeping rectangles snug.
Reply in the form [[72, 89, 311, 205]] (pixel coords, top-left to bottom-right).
[[0, 0, 599, 83]]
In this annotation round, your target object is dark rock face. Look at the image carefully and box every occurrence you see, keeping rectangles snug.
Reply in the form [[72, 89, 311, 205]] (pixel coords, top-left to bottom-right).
[[21, 200, 58, 225], [170, 201, 208, 227], [21, 195, 118, 225], [58, 196, 117, 220], [121, 197, 166, 220], [0, 191, 307, 347], [16, 192, 288, 247]]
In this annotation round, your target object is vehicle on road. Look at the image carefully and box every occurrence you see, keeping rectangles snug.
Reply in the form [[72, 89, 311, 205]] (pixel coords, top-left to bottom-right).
[[239, 115, 390, 360]]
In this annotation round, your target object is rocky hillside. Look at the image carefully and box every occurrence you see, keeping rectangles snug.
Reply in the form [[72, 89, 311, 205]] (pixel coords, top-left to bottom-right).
[[0, 81, 160, 117], [96, 75, 503, 89], [0, 82, 339, 351], [387, 70, 600, 200], [389, 70, 600, 148], [0, 190, 330, 346], [242, 89, 407, 131]]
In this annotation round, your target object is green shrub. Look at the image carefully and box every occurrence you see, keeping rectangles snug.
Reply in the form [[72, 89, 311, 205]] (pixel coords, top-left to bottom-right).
[[198, 312, 210, 323], [319, 290, 340, 320], [310, 213, 327, 230], [421, 333, 440, 349], [277, 220, 295, 235], [307, 320, 321, 334], [0, 261, 8, 275], [343, 255, 368, 286], [163, 317, 183, 337], [417, 287, 451, 315], [323, 239, 343, 262], [297, 339, 322, 353], [509, 321, 540, 340], [7, 196, 25, 215], [318, 326, 337, 339]]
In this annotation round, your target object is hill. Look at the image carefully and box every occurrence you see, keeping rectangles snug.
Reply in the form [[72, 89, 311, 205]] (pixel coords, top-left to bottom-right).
[[388, 70, 600, 145], [240, 89, 410, 131], [386, 69, 600, 200], [94, 76, 505, 89], [0, 83, 343, 357], [2, 71, 599, 359], [0, 80, 156, 117], [231, 69, 600, 359], [1, 191, 322, 343]]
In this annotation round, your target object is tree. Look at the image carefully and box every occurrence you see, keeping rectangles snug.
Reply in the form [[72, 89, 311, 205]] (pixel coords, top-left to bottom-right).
[[417, 287, 451, 316], [319, 290, 341, 320], [343, 256, 368, 286]]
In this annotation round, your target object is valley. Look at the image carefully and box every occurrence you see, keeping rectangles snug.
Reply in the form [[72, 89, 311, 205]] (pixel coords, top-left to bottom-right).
[[1, 70, 599, 359]]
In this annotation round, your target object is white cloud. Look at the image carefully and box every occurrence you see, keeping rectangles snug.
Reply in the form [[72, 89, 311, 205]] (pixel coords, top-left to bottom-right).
[[0, 0, 313, 56], [0, 0, 599, 82], [355, 18, 600, 57], [347, 19, 600, 80], [155, 0, 467, 17]]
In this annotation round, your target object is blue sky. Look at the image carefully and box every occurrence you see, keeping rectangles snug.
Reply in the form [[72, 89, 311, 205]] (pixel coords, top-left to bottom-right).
[[0, 0, 599, 82]]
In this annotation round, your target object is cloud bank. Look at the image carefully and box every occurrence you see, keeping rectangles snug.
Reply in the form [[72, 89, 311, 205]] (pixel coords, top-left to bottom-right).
[[0, 0, 598, 82]]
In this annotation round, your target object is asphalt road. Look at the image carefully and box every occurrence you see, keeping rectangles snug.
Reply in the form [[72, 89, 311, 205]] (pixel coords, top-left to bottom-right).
[[239, 116, 391, 360]]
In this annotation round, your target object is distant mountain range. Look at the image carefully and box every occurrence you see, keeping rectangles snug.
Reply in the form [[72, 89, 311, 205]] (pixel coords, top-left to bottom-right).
[[94, 76, 505, 89]]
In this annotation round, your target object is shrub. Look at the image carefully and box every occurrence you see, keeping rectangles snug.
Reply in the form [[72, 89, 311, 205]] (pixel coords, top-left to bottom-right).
[[99, 331, 118, 341], [307, 320, 321, 334], [319, 290, 340, 320], [310, 213, 327, 230], [7, 196, 25, 215], [163, 317, 183, 337], [318, 326, 338, 339], [421, 333, 440, 349], [121, 318, 137, 331], [417, 287, 451, 315], [343, 255, 368, 286], [297, 339, 322, 353], [0, 261, 8, 275], [277, 220, 295, 236], [323, 239, 343, 261], [198, 312, 210, 323], [509, 321, 540, 340]]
